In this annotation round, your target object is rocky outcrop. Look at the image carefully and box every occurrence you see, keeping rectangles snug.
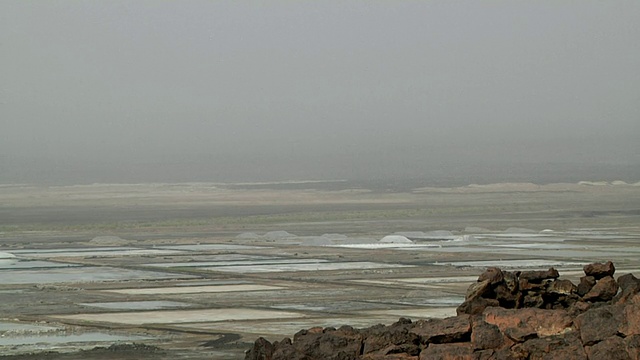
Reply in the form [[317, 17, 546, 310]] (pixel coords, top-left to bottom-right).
[[246, 262, 640, 360]]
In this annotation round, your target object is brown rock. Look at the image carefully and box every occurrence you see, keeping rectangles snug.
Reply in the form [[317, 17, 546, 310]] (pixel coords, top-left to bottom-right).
[[483, 307, 573, 338], [363, 354, 418, 360], [626, 334, 640, 360], [284, 326, 364, 360], [465, 279, 492, 300], [471, 319, 513, 350], [411, 315, 471, 344], [547, 279, 577, 295], [522, 293, 545, 308], [362, 322, 420, 356], [519, 268, 559, 283], [457, 297, 500, 316], [583, 276, 619, 301], [577, 276, 596, 297], [584, 261, 616, 279], [519, 278, 546, 291], [512, 331, 586, 360], [479, 267, 504, 285], [575, 304, 625, 345], [494, 284, 521, 308], [418, 343, 475, 360], [245, 337, 274, 360], [585, 336, 631, 360], [567, 300, 591, 316], [614, 273, 640, 304], [621, 301, 640, 336]]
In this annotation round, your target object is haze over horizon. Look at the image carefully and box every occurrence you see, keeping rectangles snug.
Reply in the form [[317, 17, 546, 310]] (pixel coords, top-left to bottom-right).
[[2, 1, 639, 186]]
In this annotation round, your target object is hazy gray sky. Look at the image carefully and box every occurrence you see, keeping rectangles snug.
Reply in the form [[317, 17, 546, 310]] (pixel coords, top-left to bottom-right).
[[1, 1, 639, 184]]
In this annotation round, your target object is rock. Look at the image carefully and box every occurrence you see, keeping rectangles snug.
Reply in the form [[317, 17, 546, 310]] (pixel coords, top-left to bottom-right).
[[567, 300, 591, 316], [584, 261, 616, 279], [626, 334, 640, 360], [465, 279, 492, 300], [418, 343, 475, 360], [503, 271, 520, 294], [280, 326, 364, 360], [471, 319, 512, 350], [614, 273, 640, 304], [245, 337, 274, 360], [522, 293, 545, 308], [585, 336, 631, 360], [457, 297, 500, 316], [483, 307, 573, 338], [478, 267, 504, 285], [494, 283, 521, 308], [512, 332, 586, 360], [519, 268, 559, 283], [363, 321, 420, 356], [411, 315, 471, 344], [548, 279, 577, 296], [583, 276, 619, 301], [577, 276, 596, 297], [575, 304, 625, 345], [621, 301, 640, 337]]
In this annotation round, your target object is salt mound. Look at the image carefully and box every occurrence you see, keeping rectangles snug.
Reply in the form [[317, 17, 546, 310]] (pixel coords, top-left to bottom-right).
[[447, 235, 478, 243], [236, 232, 260, 239], [89, 236, 128, 245], [0, 252, 16, 259], [395, 230, 455, 240], [264, 231, 297, 240], [578, 181, 609, 186], [380, 235, 413, 244], [504, 227, 536, 234], [464, 226, 489, 233]]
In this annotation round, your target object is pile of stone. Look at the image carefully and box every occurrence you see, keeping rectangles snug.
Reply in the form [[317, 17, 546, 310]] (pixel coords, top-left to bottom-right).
[[245, 261, 640, 360], [456, 261, 620, 315]]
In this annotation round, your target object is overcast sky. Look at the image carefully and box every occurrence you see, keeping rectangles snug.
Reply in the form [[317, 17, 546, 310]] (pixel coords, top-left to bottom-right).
[[1, 1, 639, 184]]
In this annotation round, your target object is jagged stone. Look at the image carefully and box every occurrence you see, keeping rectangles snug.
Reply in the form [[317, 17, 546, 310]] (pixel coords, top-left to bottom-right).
[[614, 273, 640, 304], [584, 261, 616, 279], [577, 276, 596, 297], [585, 336, 631, 360], [362, 321, 419, 356], [465, 279, 492, 300], [483, 307, 573, 338], [457, 297, 500, 316], [411, 315, 471, 344], [626, 334, 640, 360], [621, 300, 640, 337], [478, 267, 504, 285], [511, 332, 586, 360], [548, 279, 577, 295], [245, 337, 274, 360], [522, 292, 545, 308], [583, 276, 619, 301], [418, 343, 474, 360], [471, 319, 512, 350], [519, 268, 559, 283], [575, 304, 625, 345]]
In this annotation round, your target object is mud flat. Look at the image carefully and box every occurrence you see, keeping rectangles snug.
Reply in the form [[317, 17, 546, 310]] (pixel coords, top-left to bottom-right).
[[0, 181, 638, 358]]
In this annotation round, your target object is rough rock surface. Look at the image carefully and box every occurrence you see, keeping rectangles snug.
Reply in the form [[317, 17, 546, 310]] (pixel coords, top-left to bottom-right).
[[246, 262, 640, 360]]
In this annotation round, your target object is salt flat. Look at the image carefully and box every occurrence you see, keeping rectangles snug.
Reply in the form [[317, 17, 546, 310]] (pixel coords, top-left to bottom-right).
[[54, 308, 306, 325], [103, 284, 285, 295]]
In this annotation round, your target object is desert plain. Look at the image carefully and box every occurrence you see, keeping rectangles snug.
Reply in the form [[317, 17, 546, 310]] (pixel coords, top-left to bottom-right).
[[0, 180, 639, 359]]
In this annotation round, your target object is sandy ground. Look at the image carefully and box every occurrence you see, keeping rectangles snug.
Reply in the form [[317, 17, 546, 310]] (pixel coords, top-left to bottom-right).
[[0, 181, 639, 359]]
